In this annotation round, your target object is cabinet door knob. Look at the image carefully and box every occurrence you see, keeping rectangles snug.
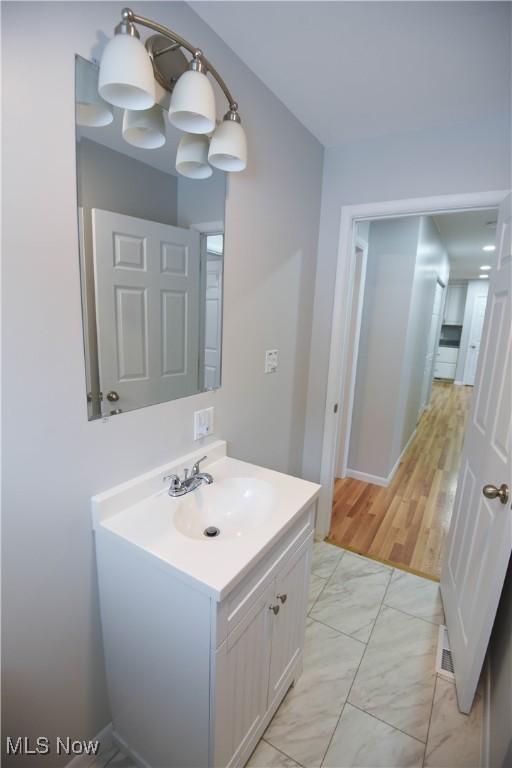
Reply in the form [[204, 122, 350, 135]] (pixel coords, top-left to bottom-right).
[[269, 604, 280, 615], [277, 593, 287, 604]]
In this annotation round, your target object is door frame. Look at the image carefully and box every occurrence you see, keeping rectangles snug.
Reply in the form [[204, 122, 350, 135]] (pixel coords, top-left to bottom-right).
[[337, 234, 369, 478], [316, 189, 509, 538]]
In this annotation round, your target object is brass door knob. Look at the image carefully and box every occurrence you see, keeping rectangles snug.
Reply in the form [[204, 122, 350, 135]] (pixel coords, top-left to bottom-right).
[[482, 483, 509, 505], [106, 391, 120, 402]]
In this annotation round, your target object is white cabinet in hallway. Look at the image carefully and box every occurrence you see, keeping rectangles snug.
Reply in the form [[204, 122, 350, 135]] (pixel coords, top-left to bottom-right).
[[434, 346, 459, 380], [443, 284, 467, 325]]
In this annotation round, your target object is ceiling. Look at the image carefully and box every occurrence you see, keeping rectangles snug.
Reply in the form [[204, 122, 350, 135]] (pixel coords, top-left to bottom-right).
[[433, 210, 498, 281], [190, 1, 510, 147]]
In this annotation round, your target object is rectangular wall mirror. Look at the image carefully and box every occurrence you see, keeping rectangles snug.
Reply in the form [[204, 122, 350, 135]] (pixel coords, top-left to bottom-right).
[[75, 56, 226, 420]]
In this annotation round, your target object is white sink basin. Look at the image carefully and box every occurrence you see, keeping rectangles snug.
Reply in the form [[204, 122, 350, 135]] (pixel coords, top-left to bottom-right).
[[174, 477, 275, 540], [93, 441, 321, 599]]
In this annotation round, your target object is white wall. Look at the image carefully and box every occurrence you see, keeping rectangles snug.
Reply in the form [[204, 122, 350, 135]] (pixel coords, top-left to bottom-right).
[[455, 279, 490, 383], [1, 2, 323, 762], [302, 112, 511, 482]]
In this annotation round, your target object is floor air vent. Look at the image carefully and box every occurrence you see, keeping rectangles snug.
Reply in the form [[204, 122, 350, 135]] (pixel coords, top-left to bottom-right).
[[436, 625, 455, 681]]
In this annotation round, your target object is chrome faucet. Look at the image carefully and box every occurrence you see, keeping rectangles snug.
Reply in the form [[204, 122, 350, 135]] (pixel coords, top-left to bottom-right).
[[163, 456, 214, 497]]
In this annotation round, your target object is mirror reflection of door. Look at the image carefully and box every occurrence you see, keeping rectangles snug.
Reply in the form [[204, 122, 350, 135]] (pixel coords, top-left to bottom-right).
[[92, 209, 200, 415], [203, 234, 224, 390]]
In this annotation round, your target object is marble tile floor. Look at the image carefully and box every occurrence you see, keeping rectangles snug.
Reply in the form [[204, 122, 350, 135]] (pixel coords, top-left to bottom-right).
[[98, 542, 484, 768]]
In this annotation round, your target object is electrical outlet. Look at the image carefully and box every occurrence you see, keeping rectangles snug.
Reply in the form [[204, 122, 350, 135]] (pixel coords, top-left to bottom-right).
[[194, 407, 214, 440], [265, 349, 279, 374]]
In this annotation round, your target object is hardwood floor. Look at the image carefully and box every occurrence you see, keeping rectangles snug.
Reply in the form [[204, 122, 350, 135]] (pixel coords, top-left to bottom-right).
[[328, 381, 473, 580]]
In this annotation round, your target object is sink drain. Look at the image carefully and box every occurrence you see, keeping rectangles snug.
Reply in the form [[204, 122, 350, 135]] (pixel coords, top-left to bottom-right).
[[204, 526, 220, 538]]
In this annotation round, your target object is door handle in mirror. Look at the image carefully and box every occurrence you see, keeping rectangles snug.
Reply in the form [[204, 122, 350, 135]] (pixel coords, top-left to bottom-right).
[[482, 483, 509, 504], [269, 604, 280, 615], [277, 594, 287, 604]]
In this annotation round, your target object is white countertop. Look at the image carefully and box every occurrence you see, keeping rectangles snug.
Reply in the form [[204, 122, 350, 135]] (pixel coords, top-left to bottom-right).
[[92, 442, 320, 600]]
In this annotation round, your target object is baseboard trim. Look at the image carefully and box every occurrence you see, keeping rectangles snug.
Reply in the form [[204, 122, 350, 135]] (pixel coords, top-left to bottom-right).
[[65, 723, 114, 768], [346, 427, 418, 489], [386, 426, 418, 485], [345, 468, 389, 487], [481, 658, 491, 768], [112, 730, 152, 768]]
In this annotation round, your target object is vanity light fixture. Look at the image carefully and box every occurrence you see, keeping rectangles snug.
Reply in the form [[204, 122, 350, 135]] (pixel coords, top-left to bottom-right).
[[479, 274, 489, 279], [480, 265, 492, 271], [122, 105, 166, 148], [98, 8, 247, 175], [76, 56, 114, 127], [482, 244, 496, 252], [176, 133, 212, 179]]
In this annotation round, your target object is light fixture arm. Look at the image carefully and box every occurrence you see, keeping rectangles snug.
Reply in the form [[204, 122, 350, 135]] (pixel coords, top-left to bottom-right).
[[120, 7, 239, 112]]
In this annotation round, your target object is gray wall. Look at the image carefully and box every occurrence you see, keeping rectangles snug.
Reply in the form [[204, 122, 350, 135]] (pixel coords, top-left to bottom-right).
[[1, 2, 323, 763], [77, 137, 178, 225], [347, 216, 448, 481], [348, 217, 420, 480], [395, 216, 449, 458], [177, 171, 226, 229]]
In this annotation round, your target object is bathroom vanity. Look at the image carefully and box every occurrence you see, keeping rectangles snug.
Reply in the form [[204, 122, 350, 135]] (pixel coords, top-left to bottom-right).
[[92, 441, 320, 768]]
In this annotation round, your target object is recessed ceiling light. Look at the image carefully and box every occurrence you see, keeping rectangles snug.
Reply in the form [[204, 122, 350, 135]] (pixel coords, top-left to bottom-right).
[[479, 274, 489, 279], [480, 265, 492, 271], [483, 245, 496, 252]]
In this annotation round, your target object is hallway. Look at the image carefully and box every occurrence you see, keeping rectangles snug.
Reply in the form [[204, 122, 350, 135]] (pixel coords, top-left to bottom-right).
[[329, 382, 473, 580]]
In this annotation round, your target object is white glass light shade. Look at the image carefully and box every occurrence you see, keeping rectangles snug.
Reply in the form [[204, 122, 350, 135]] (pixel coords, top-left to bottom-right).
[[208, 119, 247, 172], [169, 70, 216, 134], [76, 58, 113, 127], [122, 106, 166, 149], [99, 34, 155, 110], [176, 134, 212, 179]]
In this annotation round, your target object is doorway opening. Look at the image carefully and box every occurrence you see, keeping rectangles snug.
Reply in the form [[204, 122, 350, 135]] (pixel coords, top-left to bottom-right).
[[321, 201, 500, 581]]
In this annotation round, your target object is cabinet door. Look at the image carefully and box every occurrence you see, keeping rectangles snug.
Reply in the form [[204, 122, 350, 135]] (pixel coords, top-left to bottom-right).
[[444, 285, 466, 324], [434, 361, 456, 380], [213, 583, 274, 768], [267, 537, 312, 708]]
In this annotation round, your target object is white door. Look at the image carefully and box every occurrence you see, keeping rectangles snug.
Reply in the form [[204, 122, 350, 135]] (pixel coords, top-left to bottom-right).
[[92, 209, 200, 414], [267, 538, 311, 709], [441, 193, 511, 714], [421, 281, 444, 411], [464, 292, 489, 386], [204, 256, 223, 390]]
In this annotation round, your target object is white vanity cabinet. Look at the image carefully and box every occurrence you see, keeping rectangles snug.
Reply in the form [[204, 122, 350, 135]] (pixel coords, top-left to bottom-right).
[[212, 532, 312, 768], [94, 454, 317, 768]]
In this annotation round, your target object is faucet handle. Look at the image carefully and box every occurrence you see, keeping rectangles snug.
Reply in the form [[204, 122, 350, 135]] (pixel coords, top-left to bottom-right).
[[163, 473, 182, 491], [192, 455, 208, 475]]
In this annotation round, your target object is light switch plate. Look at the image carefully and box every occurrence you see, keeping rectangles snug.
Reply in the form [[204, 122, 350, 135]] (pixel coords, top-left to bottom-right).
[[194, 407, 214, 440], [265, 349, 279, 374]]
